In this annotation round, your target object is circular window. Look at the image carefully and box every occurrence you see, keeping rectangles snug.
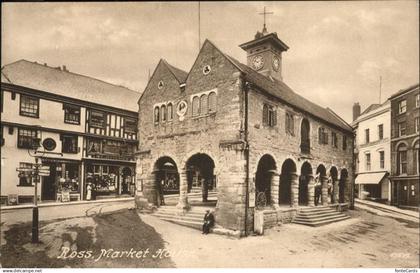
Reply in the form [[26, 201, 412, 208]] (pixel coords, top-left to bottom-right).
[[42, 138, 56, 151], [158, 81, 164, 89], [203, 65, 211, 75]]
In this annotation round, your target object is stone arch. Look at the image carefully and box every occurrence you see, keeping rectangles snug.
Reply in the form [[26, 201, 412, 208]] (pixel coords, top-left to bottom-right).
[[411, 137, 420, 147], [255, 154, 277, 207], [315, 164, 327, 206], [339, 168, 349, 203], [279, 158, 297, 206], [251, 151, 280, 176], [184, 153, 216, 203], [181, 149, 219, 174], [153, 156, 180, 206], [329, 166, 339, 204], [299, 161, 313, 206]]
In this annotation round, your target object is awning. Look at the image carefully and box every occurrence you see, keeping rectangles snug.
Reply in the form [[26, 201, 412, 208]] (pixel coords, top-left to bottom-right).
[[355, 172, 388, 185]]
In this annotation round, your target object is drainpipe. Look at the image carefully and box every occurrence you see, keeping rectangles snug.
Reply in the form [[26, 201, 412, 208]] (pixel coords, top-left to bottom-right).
[[243, 78, 250, 236]]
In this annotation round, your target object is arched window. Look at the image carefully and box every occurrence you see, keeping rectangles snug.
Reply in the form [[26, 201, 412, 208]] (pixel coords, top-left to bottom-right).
[[300, 118, 310, 154], [200, 94, 208, 115], [192, 96, 200, 116], [160, 105, 166, 122], [154, 106, 160, 123], [208, 92, 217, 112], [397, 143, 407, 174], [167, 103, 173, 121], [414, 141, 419, 174]]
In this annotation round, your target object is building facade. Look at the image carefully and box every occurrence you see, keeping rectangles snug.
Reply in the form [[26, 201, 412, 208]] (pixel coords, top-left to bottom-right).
[[1, 60, 139, 205], [352, 101, 391, 203], [389, 83, 419, 210], [135, 27, 355, 234]]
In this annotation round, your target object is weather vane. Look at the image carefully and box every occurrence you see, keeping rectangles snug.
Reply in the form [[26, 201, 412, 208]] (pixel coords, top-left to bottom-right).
[[259, 6, 274, 33]]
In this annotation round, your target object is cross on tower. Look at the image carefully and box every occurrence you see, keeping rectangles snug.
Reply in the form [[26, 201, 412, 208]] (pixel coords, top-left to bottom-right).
[[259, 7, 274, 33]]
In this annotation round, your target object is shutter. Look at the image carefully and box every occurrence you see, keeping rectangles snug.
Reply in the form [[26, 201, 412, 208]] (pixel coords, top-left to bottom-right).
[[263, 104, 268, 125], [273, 109, 277, 126]]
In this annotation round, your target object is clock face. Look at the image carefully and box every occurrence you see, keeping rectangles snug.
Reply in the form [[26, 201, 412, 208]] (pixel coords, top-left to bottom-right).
[[252, 55, 264, 70], [272, 56, 280, 71]]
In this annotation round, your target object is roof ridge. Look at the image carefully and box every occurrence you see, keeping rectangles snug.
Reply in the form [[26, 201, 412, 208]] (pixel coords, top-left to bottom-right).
[[162, 59, 188, 83], [3, 59, 139, 94]]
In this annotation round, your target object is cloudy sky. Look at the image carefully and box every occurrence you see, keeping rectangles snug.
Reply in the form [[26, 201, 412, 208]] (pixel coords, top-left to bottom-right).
[[2, 1, 419, 122]]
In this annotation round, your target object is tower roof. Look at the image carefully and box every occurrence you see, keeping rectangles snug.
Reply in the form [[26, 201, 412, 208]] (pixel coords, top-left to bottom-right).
[[239, 32, 289, 52]]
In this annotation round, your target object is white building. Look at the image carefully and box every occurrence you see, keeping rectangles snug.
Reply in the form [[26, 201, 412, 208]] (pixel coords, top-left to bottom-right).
[[352, 101, 391, 203]]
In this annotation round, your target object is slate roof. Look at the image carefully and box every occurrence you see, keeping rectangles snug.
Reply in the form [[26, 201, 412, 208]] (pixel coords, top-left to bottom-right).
[[223, 52, 352, 132], [1, 60, 140, 112], [163, 60, 188, 83], [389, 83, 419, 100], [361, 104, 381, 115]]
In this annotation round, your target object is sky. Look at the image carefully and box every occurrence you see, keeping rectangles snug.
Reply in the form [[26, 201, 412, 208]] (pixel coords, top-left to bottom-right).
[[2, 1, 419, 122]]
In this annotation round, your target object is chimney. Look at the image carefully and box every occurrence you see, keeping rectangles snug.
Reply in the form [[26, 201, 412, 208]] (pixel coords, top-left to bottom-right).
[[353, 102, 361, 121], [62, 65, 68, 72]]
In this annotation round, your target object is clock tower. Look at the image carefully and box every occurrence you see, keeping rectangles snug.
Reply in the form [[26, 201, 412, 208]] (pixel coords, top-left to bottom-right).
[[239, 27, 289, 81]]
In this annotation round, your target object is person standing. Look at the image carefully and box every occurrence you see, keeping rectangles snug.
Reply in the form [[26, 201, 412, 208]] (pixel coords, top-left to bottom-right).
[[86, 182, 92, 201]]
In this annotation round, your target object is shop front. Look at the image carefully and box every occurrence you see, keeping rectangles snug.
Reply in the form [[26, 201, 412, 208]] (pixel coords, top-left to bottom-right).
[[40, 158, 82, 202]]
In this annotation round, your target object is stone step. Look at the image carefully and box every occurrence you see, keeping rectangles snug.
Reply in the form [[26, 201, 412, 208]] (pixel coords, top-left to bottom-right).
[[294, 213, 346, 222], [157, 217, 202, 230], [292, 215, 351, 227], [298, 210, 341, 217], [154, 213, 203, 222], [299, 206, 332, 212]]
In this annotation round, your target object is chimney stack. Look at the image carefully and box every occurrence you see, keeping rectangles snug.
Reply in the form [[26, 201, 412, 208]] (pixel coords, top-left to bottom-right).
[[62, 65, 68, 72], [353, 102, 361, 121]]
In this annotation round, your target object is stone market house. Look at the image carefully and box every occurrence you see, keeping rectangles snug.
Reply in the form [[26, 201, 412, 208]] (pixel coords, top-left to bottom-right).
[[1, 60, 139, 205], [389, 83, 419, 210], [135, 27, 355, 234]]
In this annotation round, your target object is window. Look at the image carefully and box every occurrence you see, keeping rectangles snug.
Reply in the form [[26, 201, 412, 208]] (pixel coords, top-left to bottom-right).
[[18, 162, 33, 187], [285, 112, 293, 133], [300, 118, 310, 154], [397, 144, 407, 174], [415, 117, 419, 133], [365, 129, 370, 143], [342, 135, 347, 150], [17, 128, 38, 149], [414, 141, 419, 174], [398, 122, 406, 137], [20, 95, 39, 118], [200, 94, 208, 115], [398, 100, 407, 114], [332, 132, 338, 148], [63, 104, 80, 124], [192, 96, 200, 116], [124, 118, 136, 133], [167, 103, 173, 121], [378, 124, 383, 140], [160, 105, 166, 122], [154, 106, 160, 123], [318, 127, 328, 145], [208, 92, 217, 112], [365, 153, 371, 171], [416, 94, 419, 108], [61, 135, 78, 154], [262, 104, 276, 127], [89, 110, 106, 128], [379, 151, 385, 169]]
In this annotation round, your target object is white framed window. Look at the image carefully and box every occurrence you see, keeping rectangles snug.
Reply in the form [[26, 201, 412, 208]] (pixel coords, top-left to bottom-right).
[[378, 124, 383, 140], [397, 144, 407, 174], [365, 153, 371, 171], [379, 151, 385, 169], [398, 100, 407, 114], [398, 122, 406, 137]]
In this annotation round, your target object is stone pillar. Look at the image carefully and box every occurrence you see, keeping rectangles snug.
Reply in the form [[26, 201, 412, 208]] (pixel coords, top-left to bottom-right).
[[135, 172, 155, 210], [176, 169, 190, 211], [307, 174, 315, 207], [321, 175, 329, 206], [290, 172, 299, 208], [344, 176, 350, 204], [269, 170, 279, 206], [333, 178, 339, 204]]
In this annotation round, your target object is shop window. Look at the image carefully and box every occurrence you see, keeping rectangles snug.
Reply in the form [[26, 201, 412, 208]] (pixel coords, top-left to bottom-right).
[[365, 153, 371, 171], [20, 95, 39, 118], [192, 96, 200, 116], [124, 117, 137, 134], [332, 132, 338, 148], [379, 151, 385, 169], [208, 92, 217, 112], [167, 103, 173, 121], [398, 100, 407, 114], [89, 110, 106, 128], [18, 162, 33, 187], [397, 144, 407, 174], [17, 128, 38, 149], [63, 104, 81, 125], [200, 94, 208, 115], [154, 106, 160, 124], [61, 135, 78, 154]]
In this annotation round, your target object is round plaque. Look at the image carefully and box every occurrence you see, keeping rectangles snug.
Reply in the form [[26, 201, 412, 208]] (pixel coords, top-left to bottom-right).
[[42, 138, 56, 151]]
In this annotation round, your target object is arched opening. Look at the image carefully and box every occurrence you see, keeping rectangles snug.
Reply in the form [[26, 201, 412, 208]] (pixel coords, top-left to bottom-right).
[[300, 118, 310, 154], [339, 169, 348, 203], [154, 157, 179, 206], [255, 154, 276, 207], [121, 167, 132, 195], [186, 153, 216, 206], [315, 164, 327, 206], [279, 159, 297, 206], [299, 162, 312, 206], [330, 167, 338, 203]]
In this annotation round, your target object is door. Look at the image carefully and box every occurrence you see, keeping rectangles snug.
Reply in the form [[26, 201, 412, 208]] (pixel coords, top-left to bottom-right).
[[42, 163, 56, 200], [398, 181, 409, 206]]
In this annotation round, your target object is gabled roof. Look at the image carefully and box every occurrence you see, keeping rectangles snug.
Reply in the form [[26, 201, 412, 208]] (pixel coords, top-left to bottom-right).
[[361, 104, 381, 115], [163, 60, 188, 84], [225, 54, 352, 132], [389, 83, 419, 100], [1, 59, 140, 112]]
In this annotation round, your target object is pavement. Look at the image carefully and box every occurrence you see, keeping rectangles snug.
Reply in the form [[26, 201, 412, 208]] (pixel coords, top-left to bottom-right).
[[140, 209, 419, 268]]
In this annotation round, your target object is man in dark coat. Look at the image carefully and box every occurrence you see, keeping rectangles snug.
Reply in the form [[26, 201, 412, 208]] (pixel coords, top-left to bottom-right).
[[202, 210, 215, 234]]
